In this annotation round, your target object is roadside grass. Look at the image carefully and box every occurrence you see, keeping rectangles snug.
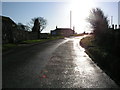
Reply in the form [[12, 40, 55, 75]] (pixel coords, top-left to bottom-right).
[[21, 39, 46, 44], [72, 34, 84, 36], [48, 36, 64, 40], [3, 36, 64, 52], [3, 43, 18, 51], [80, 35, 120, 86], [20, 36, 64, 44], [80, 35, 95, 48], [80, 36, 110, 62]]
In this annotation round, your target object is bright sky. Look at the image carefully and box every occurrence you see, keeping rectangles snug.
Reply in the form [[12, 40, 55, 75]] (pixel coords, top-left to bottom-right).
[[1, 0, 119, 33]]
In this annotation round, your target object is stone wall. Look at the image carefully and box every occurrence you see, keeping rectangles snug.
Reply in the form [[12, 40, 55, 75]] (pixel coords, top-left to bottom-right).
[[11, 29, 38, 43], [2, 16, 49, 44], [2, 28, 38, 44]]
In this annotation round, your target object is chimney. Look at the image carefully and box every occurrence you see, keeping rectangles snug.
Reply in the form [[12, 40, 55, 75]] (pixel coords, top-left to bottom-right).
[[119, 25, 120, 29], [115, 24, 117, 29], [112, 24, 114, 29], [56, 26, 57, 29], [73, 26, 75, 30]]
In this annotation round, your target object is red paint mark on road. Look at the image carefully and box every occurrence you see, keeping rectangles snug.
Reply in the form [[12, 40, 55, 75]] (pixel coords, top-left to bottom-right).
[[42, 75, 47, 78], [39, 74, 48, 79]]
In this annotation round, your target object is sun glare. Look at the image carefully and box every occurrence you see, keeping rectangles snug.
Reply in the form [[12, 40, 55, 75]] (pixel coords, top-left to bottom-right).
[[69, 0, 96, 33]]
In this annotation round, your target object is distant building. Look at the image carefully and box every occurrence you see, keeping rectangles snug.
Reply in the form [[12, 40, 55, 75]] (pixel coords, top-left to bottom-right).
[[51, 27, 75, 37]]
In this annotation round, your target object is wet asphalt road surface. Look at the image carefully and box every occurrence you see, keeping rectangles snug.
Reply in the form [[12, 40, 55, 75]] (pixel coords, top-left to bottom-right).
[[3, 36, 119, 88]]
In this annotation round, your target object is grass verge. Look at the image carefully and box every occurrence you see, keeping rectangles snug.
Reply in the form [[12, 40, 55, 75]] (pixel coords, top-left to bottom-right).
[[3, 36, 64, 52], [21, 39, 47, 44], [3, 44, 18, 51], [80, 35, 120, 86]]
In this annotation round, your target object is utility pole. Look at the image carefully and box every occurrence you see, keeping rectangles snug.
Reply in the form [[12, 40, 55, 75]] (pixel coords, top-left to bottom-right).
[[70, 11, 72, 29], [118, 1, 120, 25], [111, 16, 113, 26]]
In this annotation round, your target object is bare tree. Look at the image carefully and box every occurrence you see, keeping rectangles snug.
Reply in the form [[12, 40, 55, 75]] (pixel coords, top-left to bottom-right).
[[30, 17, 47, 33]]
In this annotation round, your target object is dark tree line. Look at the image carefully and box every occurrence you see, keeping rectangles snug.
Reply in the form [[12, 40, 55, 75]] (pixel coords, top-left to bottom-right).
[[87, 8, 120, 56], [87, 8, 109, 42], [87, 8, 120, 85]]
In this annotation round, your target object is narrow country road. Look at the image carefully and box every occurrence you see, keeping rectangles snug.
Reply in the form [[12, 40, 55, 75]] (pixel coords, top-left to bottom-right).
[[3, 36, 119, 88]]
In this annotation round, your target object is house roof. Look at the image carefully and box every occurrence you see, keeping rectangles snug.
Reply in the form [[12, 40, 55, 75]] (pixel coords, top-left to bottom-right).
[[56, 28, 72, 30], [1, 16, 16, 25]]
